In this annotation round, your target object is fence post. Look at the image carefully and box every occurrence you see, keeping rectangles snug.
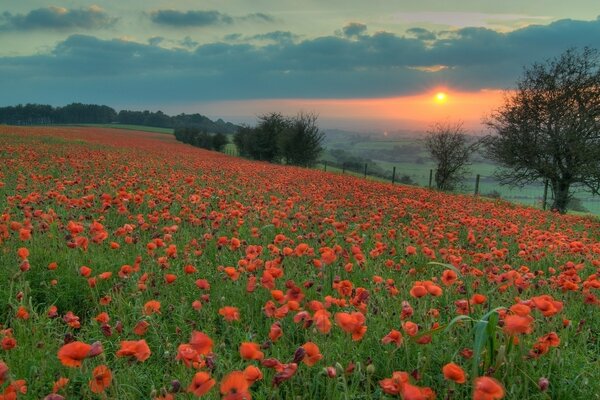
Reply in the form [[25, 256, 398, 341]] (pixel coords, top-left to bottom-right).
[[324, 161, 327, 172], [542, 179, 549, 210], [428, 169, 433, 189], [474, 174, 480, 196], [342, 163, 346, 174], [364, 163, 367, 178], [392, 166, 396, 184]]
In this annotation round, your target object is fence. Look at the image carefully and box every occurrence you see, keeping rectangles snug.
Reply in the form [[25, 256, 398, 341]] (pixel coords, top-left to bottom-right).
[[220, 147, 600, 215]]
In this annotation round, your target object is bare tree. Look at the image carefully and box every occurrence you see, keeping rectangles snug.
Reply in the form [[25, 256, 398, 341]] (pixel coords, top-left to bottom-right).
[[424, 121, 476, 191], [484, 47, 600, 213]]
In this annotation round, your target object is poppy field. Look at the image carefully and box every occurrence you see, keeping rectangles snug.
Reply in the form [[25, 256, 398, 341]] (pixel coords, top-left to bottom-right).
[[0, 125, 599, 399]]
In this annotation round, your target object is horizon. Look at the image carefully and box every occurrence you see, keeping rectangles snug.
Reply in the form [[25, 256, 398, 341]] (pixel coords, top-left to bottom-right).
[[1, 1, 600, 132]]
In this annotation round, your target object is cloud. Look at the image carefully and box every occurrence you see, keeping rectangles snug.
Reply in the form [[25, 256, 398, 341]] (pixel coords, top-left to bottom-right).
[[239, 13, 277, 23], [150, 10, 233, 27], [0, 5, 116, 31], [342, 22, 367, 37], [1, 17, 600, 105], [150, 9, 276, 27], [406, 27, 436, 41]]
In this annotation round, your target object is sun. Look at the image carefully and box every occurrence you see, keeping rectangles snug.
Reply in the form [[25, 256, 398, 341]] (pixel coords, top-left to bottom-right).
[[434, 92, 448, 103]]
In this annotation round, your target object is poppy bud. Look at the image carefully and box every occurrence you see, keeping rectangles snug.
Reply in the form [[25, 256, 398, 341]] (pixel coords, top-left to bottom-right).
[[20, 261, 30, 272], [345, 362, 355, 374], [292, 347, 306, 363], [205, 353, 216, 370], [16, 292, 23, 301], [63, 333, 75, 344], [538, 377, 549, 392], [366, 364, 376, 374], [44, 395, 65, 400], [115, 321, 123, 334], [88, 341, 104, 357], [101, 324, 112, 337], [170, 380, 181, 393], [325, 366, 337, 378]]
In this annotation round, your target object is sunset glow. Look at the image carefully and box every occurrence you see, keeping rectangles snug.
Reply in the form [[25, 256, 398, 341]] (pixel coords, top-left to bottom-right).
[[185, 89, 506, 131], [435, 92, 448, 103]]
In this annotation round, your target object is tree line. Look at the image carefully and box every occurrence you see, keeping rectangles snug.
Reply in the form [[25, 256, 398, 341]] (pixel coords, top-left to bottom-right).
[[174, 128, 229, 152], [233, 112, 324, 167], [0, 103, 239, 134]]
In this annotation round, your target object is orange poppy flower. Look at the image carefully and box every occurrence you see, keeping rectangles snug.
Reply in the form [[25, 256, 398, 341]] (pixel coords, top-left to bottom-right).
[[52, 377, 69, 393], [335, 312, 367, 341], [402, 321, 419, 337], [503, 314, 534, 335], [187, 371, 215, 396], [442, 362, 466, 384], [133, 320, 150, 336], [409, 284, 428, 298], [243, 365, 263, 385], [220, 371, 251, 400], [473, 377, 504, 400], [379, 371, 409, 395], [89, 365, 112, 393], [143, 300, 161, 315], [240, 342, 264, 361], [116, 340, 151, 362], [301, 342, 322, 366], [219, 306, 240, 322], [268, 322, 283, 342], [176, 344, 202, 368], [57, 341, 91, 367], [189, 331, 213, 355], [381, 330, 403, 347]]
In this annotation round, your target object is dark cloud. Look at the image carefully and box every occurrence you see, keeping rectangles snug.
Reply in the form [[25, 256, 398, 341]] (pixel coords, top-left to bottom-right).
[[2, 17, 600, 105], [240, 13, 277, 23], [406, 27, 436, 41], [179, 36, 199, 48], [342, 22, 367, 37], [148, 36, 164, 46], [0, 6, 116, 31], [150, 9, 276, 27], [150, 10, 233, 27], [248, 31, 298, 43]]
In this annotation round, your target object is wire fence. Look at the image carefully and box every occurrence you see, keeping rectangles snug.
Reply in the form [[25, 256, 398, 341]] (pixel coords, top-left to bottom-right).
[[220, 147, 600, 215]]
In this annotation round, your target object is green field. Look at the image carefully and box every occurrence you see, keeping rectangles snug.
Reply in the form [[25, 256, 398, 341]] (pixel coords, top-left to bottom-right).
[[321, 136, 600, 214]]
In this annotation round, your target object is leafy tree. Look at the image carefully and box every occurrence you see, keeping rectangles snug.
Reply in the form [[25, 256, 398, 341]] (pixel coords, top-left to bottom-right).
[[233, 125, 257, 157], [424, 121, 475, 191], [484, 47, 600, 213], [212, 132, 229, 152], [280, 112, 324, 167], [254, 112, 288, 162]]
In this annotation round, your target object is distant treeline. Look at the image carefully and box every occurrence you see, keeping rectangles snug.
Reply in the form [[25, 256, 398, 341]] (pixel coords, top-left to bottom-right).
[[0, 103, 240, 134], [174, 127, 229, 152], [233, 112, 324, 167]]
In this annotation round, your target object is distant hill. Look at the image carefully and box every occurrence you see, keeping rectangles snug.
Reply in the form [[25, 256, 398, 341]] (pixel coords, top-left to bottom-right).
[[0, 103, 241, 134]]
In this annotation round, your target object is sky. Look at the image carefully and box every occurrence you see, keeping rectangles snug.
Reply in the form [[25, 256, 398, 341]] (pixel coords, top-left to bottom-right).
[[1, 1, 600, 131]]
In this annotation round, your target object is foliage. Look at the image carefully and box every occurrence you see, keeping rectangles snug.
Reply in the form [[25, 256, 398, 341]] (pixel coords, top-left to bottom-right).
[[484, 47, 600, 213], [0, 103, 240, 134], [424, 121, 477, 191], [234, 112, 324, 166], [174, 127, 228, 151]]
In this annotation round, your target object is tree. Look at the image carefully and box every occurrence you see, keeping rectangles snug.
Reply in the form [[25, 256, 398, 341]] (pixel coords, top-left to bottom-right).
[[254, 112, 288, 162], [212, 132, 229, 152], [484, 47, 600, 213], [280, 112, 324, 167], [424, 121, 475, 191]]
